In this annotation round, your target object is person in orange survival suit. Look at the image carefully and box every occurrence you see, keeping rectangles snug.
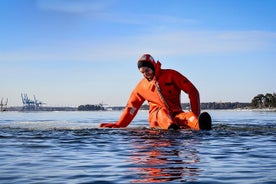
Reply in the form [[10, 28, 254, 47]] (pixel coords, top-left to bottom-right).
[[100, 54, 212, 130]]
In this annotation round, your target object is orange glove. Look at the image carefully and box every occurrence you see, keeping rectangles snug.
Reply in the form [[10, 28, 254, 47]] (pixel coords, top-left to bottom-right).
[[100, 122, 120, 128]]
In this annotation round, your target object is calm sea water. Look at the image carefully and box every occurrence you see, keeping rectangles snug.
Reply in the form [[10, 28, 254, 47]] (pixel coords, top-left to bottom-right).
[[0, 110, 275, 184]]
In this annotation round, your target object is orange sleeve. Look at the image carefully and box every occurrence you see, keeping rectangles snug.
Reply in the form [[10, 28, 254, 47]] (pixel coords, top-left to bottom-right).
[[188, 85, 200, 117], [173, 71, 201, 117], [115, 87, 145, 127]]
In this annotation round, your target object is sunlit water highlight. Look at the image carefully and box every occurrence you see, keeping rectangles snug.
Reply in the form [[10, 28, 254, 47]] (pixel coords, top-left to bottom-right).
[[0, 110, 275, 183]]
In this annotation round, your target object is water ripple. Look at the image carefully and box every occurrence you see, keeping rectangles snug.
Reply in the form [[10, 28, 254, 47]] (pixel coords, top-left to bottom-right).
[[0, 111, 276, 183]]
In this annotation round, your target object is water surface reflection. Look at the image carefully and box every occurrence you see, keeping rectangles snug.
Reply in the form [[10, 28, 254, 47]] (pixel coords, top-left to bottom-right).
[[127, 129, 202, 182]]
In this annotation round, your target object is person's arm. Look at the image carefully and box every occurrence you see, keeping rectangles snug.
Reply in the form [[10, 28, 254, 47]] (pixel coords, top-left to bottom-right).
[[100, 89, 145, 128], [174, 71, 200, 116], [187, 85, 200, 117]]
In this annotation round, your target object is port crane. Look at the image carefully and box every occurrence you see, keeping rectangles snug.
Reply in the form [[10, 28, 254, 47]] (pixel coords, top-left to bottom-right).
[[21, 93, 45, 111], [0, 98, 8, 111]]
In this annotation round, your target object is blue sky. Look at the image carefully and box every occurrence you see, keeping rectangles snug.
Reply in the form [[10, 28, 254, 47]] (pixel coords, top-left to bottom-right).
[[1, 0, 276, 107]]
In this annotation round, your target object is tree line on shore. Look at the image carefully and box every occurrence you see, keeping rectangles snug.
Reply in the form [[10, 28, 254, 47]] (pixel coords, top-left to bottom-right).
[[77, 104, 105, 111], [4, 93, 274, 112], [77, 92, 275, 111], [77, 102, 251, 111], [250, 93, 276, 108]]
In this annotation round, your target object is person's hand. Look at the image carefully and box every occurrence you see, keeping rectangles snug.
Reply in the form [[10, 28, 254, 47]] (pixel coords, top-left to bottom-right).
[[100, 122, 120, 128]]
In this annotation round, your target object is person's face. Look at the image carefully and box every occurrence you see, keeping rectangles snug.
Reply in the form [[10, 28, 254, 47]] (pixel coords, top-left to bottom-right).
[[139, 67, 154, 81]]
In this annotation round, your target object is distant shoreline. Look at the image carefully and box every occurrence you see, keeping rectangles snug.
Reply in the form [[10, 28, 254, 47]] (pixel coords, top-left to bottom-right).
[[2, 105, 276, 112], [245, 108, 276, 112], [205, 108, 276, 112]]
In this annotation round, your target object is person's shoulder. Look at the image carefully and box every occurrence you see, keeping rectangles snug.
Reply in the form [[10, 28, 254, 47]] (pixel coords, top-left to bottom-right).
[[137, 78, 147, 84], [162, 68, 180, 74], [161, 69, 187, 80]]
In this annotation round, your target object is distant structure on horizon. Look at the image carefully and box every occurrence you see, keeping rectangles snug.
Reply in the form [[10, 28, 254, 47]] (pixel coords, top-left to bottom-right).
[[21, 93, 45, 111], [0, 98, 8, 111]]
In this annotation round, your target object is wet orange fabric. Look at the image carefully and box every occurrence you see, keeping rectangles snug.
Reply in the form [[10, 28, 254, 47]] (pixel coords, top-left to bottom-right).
[[113, 59, 201, 130]]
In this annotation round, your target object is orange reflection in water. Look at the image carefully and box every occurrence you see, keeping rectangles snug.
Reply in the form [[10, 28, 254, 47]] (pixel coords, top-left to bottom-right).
[[129, 129, 201, 183]]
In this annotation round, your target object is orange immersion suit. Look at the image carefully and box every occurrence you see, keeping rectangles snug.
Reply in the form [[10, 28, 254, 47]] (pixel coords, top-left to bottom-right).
[[101, 58, 201, 130]]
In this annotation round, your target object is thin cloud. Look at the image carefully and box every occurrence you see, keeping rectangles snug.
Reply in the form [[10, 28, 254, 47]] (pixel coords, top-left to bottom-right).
[[100, 12, 197, 25], [1, 31, 275, 62], [35, 0, 196, 25], [144, 31, 276, 55], [36, 0, 115, 14]]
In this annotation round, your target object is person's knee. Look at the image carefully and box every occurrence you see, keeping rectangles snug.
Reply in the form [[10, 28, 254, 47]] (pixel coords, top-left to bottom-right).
[[156, 108, 174, 129]]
